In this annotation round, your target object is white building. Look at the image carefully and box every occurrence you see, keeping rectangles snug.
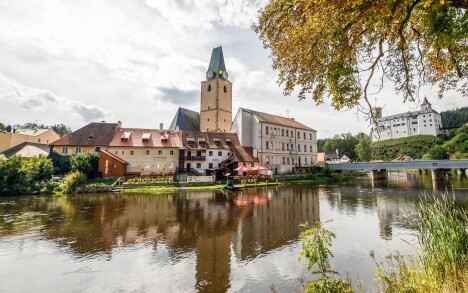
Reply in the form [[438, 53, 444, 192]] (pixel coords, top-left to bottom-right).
[[372, 98, 443, 141], [231, 108, 317, 174]]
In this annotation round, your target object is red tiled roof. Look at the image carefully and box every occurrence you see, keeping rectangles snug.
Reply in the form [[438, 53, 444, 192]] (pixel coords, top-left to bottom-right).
[[181, 131, 240, 150], [100, 150, 129, 164], [51, 122, 118, 146], [109, 128, 183, 148], [231, 146, 260, 163]]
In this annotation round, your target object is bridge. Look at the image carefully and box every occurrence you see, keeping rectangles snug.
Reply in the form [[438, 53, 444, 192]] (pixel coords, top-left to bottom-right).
[[328, 160, 468, 181]]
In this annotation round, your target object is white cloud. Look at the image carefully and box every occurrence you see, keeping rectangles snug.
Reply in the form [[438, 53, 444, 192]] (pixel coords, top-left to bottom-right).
[[0, 73, 113, 127]]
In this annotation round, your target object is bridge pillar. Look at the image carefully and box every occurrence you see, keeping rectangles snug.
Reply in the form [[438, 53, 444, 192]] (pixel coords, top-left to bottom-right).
[[430, 169, 445, 181], [369, 169, 387, 181]]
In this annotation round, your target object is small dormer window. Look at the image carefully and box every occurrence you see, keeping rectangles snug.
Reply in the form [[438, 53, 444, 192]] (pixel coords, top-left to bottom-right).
[[142, 133, 151, 141]]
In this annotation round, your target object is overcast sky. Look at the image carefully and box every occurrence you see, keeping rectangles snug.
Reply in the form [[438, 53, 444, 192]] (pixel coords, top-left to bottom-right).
[[0, 0, 466, 138]]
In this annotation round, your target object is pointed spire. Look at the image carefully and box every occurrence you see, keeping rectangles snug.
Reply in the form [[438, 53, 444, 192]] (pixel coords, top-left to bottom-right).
[[206, 46, 229, 81], [422, 97, 430, 105]]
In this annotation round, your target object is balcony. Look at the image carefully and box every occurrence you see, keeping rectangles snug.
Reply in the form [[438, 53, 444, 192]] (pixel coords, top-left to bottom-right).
[[185, 156, 206, 161]]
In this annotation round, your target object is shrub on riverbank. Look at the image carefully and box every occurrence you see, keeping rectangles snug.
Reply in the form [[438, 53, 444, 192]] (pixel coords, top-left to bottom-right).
[[58, 171, 87, 194], [0, 156, 55, 196]]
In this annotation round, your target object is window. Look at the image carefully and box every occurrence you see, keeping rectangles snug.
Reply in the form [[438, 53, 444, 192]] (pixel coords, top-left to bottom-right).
[[287, 157, 290, 164], [115, 151, 118, 155], [170, 150, 174, 155], [61, 147, 68, 154], [209, 163, 213, 168], [429, 119, 432, 122], [130, 150, 134, 156], [224, 85, 227, 93], [196, 163, 201, 168], [430, 124, 432, 127], [291, 144, 294, 151], [158, 150, 162, 155], [286, 130, 289, 137], [265, 141, 269, 150], [265, 126, 269, 134], [281, 129, 284, 136], [282, 157, 285, 164], [310, 145, 313, 152], [75, 147, 81, 154], [209, 151, 213, 156], [146, 150, 150, 155], [38, 139, 41, 143], [121, 150, 124, 155], [95, 147, 101, 152], [207, 118, 210, 121], [413, 128, 416, 131], [208, 84, 211, 91], [297, 132, 300, 138], [298, 144, 301, 152], [282, 143, 285, 150], [218, 151, 222, 156], [303, 133, 306, 139]]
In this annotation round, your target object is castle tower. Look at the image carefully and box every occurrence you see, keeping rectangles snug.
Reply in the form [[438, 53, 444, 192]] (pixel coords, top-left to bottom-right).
[[200, 46, 232, 132], [420, 97, 432, 110]]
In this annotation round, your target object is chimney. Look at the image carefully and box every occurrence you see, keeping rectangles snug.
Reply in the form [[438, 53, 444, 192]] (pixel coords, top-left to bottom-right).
[[159, 123, 163, 132], [117, 120, 122, 128], [6, 125, 12, 133]]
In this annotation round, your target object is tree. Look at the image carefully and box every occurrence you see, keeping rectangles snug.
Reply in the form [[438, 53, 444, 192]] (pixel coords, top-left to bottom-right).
[[423, 145, 449, 159], [441, 106, 468, 128], [50, 124, 72, 137], [254, 1, 467, 120], [355, 133, 372, 162], [69, 151, 100, 178], [322, 133, 359, 160], [0, 123, 6, 132]]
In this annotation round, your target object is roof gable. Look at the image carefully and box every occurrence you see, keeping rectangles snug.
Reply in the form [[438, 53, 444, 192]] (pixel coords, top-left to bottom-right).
[[169, 107, 200, 131], [239, 108, 316, 131], [51, 122, 118, 146]]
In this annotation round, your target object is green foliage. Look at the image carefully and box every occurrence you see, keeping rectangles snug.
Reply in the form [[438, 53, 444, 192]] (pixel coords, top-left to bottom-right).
[[58, 171, 87, 194], [423, 145, 449, 160], [371, 135, 441, 160], [354, 133, 372, 162], [0, 156, 54, 196], [69, 151, 100, 178], [48, 151, 71, 175], [322, 132, 360, 160], [299, 221, 354, 293], [441, 107, 468, 128], [0, 123, 6, 131], [442, 125, 468, 154], [126, 177, 174, 184]]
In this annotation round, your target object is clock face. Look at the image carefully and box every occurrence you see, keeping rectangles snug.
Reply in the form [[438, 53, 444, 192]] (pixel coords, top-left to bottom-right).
[[206, 70, 214, 79], [222, 71, 229, 80]]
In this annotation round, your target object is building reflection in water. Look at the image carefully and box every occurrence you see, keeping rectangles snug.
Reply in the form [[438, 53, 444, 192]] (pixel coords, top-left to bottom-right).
[[0, 187, 319, 292]]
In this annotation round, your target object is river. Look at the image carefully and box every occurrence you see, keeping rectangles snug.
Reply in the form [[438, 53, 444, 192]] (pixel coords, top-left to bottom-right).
[[0, 172, 467, 292]]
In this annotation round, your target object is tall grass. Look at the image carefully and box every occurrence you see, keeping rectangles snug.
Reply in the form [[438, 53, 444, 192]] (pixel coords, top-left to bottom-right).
[[376, 192, 468, 293]]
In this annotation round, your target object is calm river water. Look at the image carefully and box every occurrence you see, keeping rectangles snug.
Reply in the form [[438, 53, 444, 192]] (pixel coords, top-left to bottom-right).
[[1, 172, 467, 293]]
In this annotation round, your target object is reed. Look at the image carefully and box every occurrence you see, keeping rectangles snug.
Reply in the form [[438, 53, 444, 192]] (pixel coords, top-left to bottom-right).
[[376, 191, 468, 293]]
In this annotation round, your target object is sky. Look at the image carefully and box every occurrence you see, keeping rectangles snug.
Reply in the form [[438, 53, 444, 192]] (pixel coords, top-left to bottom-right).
[[0, 0, 466, 139]]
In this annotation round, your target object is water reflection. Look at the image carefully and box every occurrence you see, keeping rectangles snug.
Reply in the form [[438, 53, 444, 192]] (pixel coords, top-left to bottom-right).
[[0, 172, 467, 292]]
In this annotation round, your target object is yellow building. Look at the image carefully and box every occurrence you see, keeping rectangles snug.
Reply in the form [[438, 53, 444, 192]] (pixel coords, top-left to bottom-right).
[[100, 127, 184, 177], [200, 46, 232, 133], [0, 128, 60, 154]]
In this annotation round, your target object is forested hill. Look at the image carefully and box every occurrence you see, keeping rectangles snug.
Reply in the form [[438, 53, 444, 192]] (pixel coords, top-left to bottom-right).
[[441, 107, 468, 128]]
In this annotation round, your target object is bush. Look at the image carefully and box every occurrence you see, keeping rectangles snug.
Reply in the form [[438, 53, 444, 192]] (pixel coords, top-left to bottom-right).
[[69, 151, 100, 178], [423, 145, 449, 160], [59, 171, 87, 194], [0, 156, 54, 196], [48, 151, 71, 175]]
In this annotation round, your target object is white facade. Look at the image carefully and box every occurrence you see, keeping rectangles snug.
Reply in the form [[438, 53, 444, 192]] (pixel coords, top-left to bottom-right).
[[372, 99, 442, 141], [232, 108, 317, 174], [183, 148, 232, 173]]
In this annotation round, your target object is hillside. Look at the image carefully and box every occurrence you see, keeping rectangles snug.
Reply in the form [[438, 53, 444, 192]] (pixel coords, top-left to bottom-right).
[[371, 135, 442, 161], [441, 107, 468, 128]]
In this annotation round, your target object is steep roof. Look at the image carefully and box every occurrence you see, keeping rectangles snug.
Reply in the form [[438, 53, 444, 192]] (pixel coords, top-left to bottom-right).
[[169, 107, 200, 131], [208, 46, 227, 79], [421, 97, 431, 105], [13, 128, 51, 136], [181, 131, 239, 150], [377, 108, 439, 122], [109, 128, 183, 148], [239, 108, 316, 131], [1, 142, 50, 158], [230, 146, 260, 163], [51, 122, 118, 146]]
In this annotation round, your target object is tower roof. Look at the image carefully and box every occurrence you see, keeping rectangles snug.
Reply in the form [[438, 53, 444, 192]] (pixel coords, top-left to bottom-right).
[[207, 46, 227, 79], [169, 107, 200, 131], [421, 97, 431, 105]]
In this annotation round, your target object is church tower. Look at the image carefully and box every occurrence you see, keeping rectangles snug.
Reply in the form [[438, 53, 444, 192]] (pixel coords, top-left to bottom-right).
[[200, 46, 232, 132]]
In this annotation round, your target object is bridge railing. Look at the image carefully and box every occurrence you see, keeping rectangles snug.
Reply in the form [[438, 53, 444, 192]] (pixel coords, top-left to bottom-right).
[[328, 160, 468, 171]]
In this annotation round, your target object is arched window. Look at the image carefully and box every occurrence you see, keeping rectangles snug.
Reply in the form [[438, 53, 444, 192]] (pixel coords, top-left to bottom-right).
[[223, 85, 227, 93], [208, 84, 211, 92]]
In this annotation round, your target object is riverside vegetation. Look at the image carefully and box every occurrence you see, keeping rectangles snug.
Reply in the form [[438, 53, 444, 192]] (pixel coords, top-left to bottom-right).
[[296, 192, 467, 293]]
